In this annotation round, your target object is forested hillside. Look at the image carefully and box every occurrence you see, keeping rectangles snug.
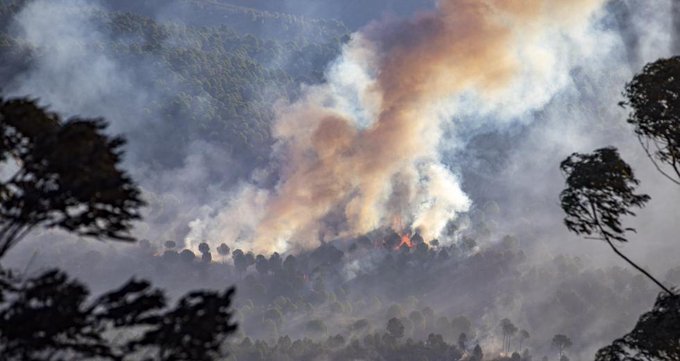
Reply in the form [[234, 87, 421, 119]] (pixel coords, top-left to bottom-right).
[[0, 0, 348, 168], [99, 0, 434, 29]]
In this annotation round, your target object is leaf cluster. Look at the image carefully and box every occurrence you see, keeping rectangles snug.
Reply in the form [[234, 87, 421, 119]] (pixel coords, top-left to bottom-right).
[[0, 97, 145, 258], [0, 268, 237, 361], [559, 147, 649, 243]]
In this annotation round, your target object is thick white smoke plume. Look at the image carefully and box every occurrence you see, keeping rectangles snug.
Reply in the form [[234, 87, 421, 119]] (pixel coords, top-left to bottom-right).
[[188, 0, 608, 254]]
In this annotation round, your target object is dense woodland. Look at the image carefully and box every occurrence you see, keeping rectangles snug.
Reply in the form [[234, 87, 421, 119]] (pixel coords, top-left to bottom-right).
[[0, 0, 348, 169]]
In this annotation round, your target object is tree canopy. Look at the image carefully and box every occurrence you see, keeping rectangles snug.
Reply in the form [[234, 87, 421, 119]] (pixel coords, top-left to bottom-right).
[[559, 147, 649, 244], [0, 97, 144, 259], [622, 56, 680, 184]]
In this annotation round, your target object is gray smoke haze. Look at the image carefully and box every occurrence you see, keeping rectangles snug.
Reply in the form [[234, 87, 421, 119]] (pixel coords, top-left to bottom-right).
[[2, 0, 680, 360]]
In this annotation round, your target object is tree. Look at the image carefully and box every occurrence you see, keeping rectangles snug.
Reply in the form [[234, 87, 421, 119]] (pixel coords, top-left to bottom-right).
[[562, 56, 680, 361], [471, 344, 483, 361], [0, 96, 238, 360], [217, 243, 230, 257], [500, 318, 518, 354], [0, 97, 145, 259], [551, 334, 572, 359], [621, 56, 680, 184], [519, 329, 530, 352], [595, 292, 680, 361], [386, 317, 405, 339], [0, 270, 165, 360], [457, 332, 468, 350], [198, 242, 212, 263], [559, 147, 673, 295], [255, 254, 270, 275], [129, 288, 237, 361]]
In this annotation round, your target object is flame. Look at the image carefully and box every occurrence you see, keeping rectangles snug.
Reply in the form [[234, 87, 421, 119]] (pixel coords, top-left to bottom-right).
[[395, 233, 414, 250]]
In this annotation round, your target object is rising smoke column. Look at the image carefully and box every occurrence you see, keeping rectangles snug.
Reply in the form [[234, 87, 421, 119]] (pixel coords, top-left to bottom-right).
[[190, 0, 607, 254]]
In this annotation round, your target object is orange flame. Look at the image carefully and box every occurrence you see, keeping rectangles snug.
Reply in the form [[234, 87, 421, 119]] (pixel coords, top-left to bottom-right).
[[395, 233, 414, 250]]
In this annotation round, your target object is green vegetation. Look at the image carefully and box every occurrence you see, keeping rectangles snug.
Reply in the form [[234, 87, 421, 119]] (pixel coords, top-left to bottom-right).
[[0, 1, 348, 167]]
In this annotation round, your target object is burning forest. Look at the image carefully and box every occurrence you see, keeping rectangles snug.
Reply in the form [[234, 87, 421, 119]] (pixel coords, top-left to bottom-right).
[[1, 0, 680, 360]]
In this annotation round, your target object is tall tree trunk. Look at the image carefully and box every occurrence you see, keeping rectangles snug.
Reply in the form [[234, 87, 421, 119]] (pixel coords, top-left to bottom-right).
[[604, 238, 675, 296]]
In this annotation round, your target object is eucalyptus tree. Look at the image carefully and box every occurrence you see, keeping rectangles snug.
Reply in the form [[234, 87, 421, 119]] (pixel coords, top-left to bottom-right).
[[622, 56, 680, 184], [559, 147, 673, 295]]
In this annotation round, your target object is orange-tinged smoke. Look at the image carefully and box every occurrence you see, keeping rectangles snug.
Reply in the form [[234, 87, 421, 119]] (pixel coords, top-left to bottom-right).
[[189, 0, 606, 254]]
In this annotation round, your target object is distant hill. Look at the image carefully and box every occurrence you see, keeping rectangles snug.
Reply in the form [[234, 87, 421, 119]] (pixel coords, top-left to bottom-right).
[[100, 0, 349, 40], [100, 0, 434, 30], [220, 0, 436, 28], [0, 1, 348, 171]]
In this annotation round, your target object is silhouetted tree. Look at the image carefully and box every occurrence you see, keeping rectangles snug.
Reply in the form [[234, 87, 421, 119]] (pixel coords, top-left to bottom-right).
[[216, 243, 230, 257], [595, 292, 680, 361], [471, 344, 484, 361], [0, 270, 165, 360], [0, 97, 238, 360], [458, 332, 468, 350], [386, 317, 405, 339], [500, 318, 518, 354], [198, 242, 212, 262], [0, 97, 144, 259], [519, 329, 530, 352], [559, 147, 673, 295], [551, 334, 572, 359], [255, 254, 270, 275], [622, 56, 680, 184], [129, 288, 237, 361], [232, 249, 254, 274]]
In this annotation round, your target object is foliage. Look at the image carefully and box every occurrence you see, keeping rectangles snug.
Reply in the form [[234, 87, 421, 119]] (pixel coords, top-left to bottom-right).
[[595, 293, 680, 361], [0, 97, 144, 258], [0, 96, 238, 360], [386, 317, 405, 339], [500, 318, 518, 354], [0, 268, 237, 361], [559, 147, 672, 294], [562, 56, 680, 361], [0, 269, 164, 360], [551, 334, 572, 358], [622, 56, 680, 184], [559, 147, 649, 243], [129, 288, 237, 361]]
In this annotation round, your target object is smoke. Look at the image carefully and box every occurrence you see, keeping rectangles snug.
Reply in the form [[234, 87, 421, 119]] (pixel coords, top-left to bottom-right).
[[673, 0, 680, 54], [190, 0, 608, 254]]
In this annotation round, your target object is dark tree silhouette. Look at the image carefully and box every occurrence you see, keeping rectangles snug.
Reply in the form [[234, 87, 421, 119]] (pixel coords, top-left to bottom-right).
[[519, 329, 530, 352], [457, 332, 468, 350], [471, 344, 483, 361], [216, 243, 230, 257], [0, 97, 144, 258], [500, 318, 518, 354], [386, 317, 405, 339], [0, 270, 165, 360], [129, 288, 237, 361], [595, 292, 680, 361], [622, 56, 680, 184], [0, 96, 238, 360], [551, 334, 572, 359], [559, 147, 673, 295]]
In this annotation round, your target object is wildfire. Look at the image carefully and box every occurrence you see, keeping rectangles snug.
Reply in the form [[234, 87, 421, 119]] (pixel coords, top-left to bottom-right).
[[391, 216, 415, 250], [395, 233, 414, 250]]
